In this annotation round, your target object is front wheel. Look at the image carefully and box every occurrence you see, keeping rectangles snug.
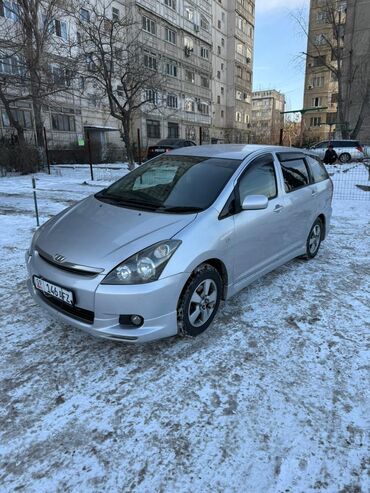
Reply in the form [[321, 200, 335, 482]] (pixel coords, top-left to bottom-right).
[[304, 218, 323, 259], [339, 152, 351, 163], [177, 264, 222, 337]]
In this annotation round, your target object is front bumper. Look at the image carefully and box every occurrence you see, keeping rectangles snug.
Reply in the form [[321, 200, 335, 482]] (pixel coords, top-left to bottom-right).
[[26, 251, 189, 343]]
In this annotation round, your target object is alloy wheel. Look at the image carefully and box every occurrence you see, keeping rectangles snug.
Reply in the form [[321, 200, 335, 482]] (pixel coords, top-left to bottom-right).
[[309, 224, 321, 255], [188, 279, 218, 327]]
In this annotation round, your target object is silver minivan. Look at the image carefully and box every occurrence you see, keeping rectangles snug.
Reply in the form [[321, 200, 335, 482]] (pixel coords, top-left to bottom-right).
[[26, 145, 333, 343]]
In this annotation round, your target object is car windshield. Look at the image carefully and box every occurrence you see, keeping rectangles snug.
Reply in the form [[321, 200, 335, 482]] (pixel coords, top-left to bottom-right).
[[96, 155, 241, 213]]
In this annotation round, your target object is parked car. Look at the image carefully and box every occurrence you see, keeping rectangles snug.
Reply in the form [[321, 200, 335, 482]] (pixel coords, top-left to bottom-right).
[[147, 138, 196, 160], [309, 140, 364, 163], [27, 145, 333, 344]]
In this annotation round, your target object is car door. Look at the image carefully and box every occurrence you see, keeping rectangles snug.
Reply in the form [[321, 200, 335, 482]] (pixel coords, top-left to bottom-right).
[[232, 153, 290, 287], [276, 152, 317, 251]]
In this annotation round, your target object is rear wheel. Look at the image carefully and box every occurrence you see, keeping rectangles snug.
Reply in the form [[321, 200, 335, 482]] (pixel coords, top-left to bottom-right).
[[339, 152, 351, 163], [304, 218, 323, 259], [177, 264, 222, 337]]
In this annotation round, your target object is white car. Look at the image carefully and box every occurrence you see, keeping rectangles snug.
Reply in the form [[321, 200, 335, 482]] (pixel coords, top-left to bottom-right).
[[309, 140, 364, 163]]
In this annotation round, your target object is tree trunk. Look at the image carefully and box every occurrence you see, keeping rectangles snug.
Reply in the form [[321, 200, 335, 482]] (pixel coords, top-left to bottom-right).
[[122, 116, 135, 169]]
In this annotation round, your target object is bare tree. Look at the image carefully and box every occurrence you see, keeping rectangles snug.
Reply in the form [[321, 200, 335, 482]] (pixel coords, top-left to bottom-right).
[[282, 115, 301, 147], [0, 0, 77, 147], [295, 0, 370, 139], [75, 0, 167, 166]]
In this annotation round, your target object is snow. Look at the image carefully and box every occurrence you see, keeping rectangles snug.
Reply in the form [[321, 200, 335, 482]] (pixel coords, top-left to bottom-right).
[[0, 164, 369, 493]]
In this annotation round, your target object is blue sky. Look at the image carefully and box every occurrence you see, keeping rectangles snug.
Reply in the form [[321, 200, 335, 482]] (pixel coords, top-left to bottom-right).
[[253, 0, 310, 111]]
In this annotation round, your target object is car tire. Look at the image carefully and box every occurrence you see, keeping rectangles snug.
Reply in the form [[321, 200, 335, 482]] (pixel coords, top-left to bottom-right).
[[339, 152, 351, 163], [177, 264, 222, 337], [304, 218, 323, 260]]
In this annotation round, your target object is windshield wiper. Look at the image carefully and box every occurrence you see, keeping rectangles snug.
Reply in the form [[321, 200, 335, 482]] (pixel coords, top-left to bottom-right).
[[156, 206, 203, 213], [95, 193, 159, 211]]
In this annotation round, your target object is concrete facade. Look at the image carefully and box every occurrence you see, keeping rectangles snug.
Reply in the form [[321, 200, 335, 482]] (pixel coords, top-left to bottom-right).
[[303, 0, 370, 145], [0, 0, 256, 161], [251, 90, 285, 145]]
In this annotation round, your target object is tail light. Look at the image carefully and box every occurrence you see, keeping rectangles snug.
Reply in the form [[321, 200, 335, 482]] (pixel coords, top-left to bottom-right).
[[357, 145, 363, 152], [165, 148, 171, 153]]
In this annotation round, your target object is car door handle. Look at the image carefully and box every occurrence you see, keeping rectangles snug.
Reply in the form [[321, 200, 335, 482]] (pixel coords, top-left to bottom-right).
[[274, 205, 284, 213]]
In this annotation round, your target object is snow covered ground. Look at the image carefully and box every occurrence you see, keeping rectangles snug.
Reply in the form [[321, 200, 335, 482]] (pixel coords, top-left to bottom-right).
[[0, 164, 369, 493]]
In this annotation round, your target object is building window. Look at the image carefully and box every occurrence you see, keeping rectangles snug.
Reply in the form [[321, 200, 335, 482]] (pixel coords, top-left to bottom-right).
[[235, 111, 242, 122], [217, 71, 221, 79], [164, 0, 176, 10], [144, 52, 157, 70], [145, 89, 158, 104], [310, 117, 322, 127], [167, 94, 178, 108], [198, 102, 209, 115], [200, 47, 209, 59], [312, 75, 325, 87], [200, 76, 209, 88], [185, 70, 195, 83], [221, 110, 224, 118], [221, 87, 224, 95], [0, 0, 18, 20], [112, 7, 119, 20], [185, 99, 195, 112], [80, 8, 90, 22], [54, 19, 68, 40], [142, 16, 156, 35], [200, 15, 209, 31], [1, 109, 32, 129], [184, 5, 193, 21], [217, 95, 221, 104], [0, 54, 25, 76], [147, 119, 160, 138], [168, 122, 179, 138], [52, 113, 76, 131], [166, 60, 177, 77], [312, 97, 322, 107], [165, 27, 177, 44]]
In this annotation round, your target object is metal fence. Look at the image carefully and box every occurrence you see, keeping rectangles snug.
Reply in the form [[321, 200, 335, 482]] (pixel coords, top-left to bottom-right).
[[326, 161, 370, 201]]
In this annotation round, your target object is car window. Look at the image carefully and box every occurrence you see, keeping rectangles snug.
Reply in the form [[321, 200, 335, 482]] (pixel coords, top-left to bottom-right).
[[238, 154, 277, 202], [279, 158, 310, 192], [97, 155, 241, 212], [305, 156, 329, 183], [317, 142, 328, 149]]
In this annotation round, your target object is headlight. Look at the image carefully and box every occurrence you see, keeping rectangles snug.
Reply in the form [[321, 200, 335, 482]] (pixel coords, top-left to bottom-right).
[[28, 224, 45, 256], [102, 240, 181, 285]]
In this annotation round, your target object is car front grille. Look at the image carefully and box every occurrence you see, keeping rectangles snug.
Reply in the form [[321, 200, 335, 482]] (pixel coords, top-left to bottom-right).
[[38, 291, 94, 324]]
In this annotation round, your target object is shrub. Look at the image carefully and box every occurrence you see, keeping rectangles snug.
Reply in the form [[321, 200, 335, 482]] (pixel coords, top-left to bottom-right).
[[0, 140, 40, 174]]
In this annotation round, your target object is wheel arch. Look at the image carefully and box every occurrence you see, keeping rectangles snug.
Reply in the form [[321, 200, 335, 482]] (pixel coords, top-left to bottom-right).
[[317, 213, 326, 239]]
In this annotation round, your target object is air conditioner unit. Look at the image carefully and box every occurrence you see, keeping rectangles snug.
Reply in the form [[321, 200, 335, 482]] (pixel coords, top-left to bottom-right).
[[308, 85, 313, 90]]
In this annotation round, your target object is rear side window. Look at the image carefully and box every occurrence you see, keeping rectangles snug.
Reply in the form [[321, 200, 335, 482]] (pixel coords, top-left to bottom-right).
[[279, 158, 310, 192], [238, 154, 277, 201], [306, 156, 329, 183]]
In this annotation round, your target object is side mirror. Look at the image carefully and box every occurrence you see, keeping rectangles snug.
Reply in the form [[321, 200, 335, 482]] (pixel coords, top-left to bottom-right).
[[241, 195, 268, 211]]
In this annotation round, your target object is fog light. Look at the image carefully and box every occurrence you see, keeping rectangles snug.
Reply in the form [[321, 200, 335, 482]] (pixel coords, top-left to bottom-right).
[[130, 315, 143, 326], [119, 314, 144, 327]]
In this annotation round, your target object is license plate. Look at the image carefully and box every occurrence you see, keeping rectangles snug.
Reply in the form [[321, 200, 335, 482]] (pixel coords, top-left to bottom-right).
[[154, 148, 165, 153], [33, 276, 74, 306]]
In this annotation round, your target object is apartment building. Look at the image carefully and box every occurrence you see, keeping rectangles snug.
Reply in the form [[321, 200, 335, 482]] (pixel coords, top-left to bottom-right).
[[302, 0, 343, 143], [342, 0, 370, 144], [212, 0, 255, 143], [302, 0, 370, 144], [251, 90, 285, 145], [0, 0, 255, 162]]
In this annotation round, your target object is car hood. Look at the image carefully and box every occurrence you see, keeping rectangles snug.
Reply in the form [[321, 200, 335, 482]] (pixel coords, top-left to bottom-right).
[[36, 195, 196, 272]]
